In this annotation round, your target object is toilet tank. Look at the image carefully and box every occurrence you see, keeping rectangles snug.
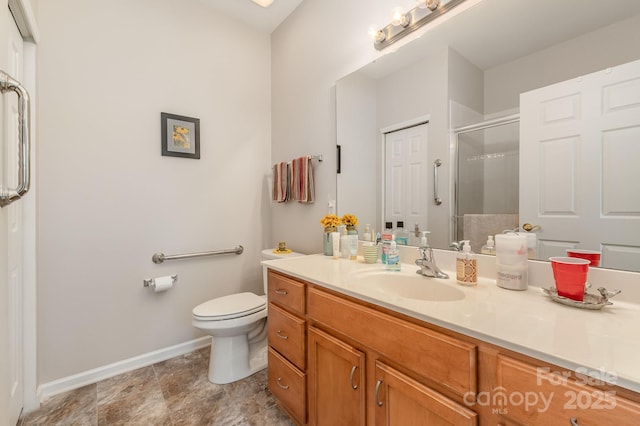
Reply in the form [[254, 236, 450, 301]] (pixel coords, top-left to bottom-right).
[[261, 248, 303, 294]]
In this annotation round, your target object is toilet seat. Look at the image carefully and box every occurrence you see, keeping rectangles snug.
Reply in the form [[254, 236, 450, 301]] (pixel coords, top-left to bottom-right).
[[193, 292, 266, 321]]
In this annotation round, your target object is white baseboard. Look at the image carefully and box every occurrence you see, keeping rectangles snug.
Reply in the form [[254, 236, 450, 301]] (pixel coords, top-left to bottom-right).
[[35, 336, 211, 405]]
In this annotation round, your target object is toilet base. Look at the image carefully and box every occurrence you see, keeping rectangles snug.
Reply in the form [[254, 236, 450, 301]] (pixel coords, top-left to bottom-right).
[[207, 334, 267, 384]]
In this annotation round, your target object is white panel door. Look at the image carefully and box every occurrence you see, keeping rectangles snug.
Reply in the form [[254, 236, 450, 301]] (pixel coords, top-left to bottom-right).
[[384, 123, 429, 244], [2, 14, 25, 425], [520, 60, 640, 270]]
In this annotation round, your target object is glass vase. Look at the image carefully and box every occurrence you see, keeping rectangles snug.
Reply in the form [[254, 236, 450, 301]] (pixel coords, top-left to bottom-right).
[[323, 227, 336, 256]]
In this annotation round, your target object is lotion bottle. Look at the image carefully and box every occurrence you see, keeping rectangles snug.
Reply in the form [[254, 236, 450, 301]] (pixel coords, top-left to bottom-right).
[[456, 240, 478, 286], [331, 232, 340, 260], [386, 240, 401, 271], [340, 227, 349, 259], [348, 233, 358, 260]]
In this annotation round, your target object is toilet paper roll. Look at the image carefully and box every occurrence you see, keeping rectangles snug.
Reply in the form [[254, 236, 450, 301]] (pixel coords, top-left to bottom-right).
[[153, 275, 174, 293]]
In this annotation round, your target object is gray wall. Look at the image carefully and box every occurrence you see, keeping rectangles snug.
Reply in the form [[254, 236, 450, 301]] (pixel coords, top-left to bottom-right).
[[36, 0, 271, 383], [270, 0, 427, 254], [484, 14, 640, 114]]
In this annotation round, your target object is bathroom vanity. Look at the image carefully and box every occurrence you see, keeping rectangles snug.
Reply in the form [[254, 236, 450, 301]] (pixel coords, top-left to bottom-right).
[[264, 254, 640, 425]]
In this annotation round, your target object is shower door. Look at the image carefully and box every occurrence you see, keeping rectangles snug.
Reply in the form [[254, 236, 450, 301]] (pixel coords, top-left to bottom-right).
[[454, 117, 520, 253]]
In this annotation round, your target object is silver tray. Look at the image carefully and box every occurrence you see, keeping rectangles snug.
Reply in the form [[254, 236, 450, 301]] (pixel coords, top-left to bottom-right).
[[543, 286, 621, 310]]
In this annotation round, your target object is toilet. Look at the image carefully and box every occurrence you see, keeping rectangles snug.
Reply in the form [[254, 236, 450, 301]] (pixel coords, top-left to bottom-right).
[[192, 248, 302, 384]]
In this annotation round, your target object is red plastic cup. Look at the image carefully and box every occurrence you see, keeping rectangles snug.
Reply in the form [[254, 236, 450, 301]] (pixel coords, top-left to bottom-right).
[[549, 257, 590, 301], [566, 249, 601, 267]]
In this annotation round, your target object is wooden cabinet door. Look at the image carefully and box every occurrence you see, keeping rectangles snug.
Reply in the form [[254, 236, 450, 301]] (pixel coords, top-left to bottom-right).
[[308, 326, 366, 426], [374, 361, 478, 426]]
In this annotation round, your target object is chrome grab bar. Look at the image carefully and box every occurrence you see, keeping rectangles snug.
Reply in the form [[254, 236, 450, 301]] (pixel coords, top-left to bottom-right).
[[0, 70, 31, 207], [152, 245, 244, 264], [433, 159, 442, 205]]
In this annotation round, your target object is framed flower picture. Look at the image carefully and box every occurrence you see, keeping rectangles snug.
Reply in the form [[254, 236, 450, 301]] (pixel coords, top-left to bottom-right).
[[161, 112, 200, 159]]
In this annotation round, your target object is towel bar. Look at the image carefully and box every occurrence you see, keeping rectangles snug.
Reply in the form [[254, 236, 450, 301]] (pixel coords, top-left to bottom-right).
[[152, 245, 244, 264]]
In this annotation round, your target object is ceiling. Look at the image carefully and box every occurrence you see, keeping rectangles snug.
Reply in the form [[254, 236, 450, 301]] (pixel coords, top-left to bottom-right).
[[198, 0, 304, 33]]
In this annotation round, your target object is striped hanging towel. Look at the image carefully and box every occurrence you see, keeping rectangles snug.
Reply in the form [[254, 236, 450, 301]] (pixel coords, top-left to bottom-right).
[[272, 161, 289, 202], [291, 156, 315, 203]]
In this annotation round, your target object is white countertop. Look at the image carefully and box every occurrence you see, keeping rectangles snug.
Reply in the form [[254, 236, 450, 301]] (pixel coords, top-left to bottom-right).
[[263, 253, 640, 393]]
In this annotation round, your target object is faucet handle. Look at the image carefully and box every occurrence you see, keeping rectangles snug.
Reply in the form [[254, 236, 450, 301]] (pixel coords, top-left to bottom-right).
[[449, 241, 462, 251]]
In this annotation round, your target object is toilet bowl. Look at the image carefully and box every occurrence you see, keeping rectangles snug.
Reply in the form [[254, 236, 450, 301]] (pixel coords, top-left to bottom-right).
[[192, 248, 302, 384]]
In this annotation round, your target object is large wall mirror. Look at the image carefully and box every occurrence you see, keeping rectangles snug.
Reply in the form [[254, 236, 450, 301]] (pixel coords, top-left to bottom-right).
[[336, 0, 640, 272]]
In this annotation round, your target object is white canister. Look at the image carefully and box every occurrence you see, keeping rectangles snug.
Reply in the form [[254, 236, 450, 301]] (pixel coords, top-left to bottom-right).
[[516, 232, 537, 260], [495, 233, 528, 290]]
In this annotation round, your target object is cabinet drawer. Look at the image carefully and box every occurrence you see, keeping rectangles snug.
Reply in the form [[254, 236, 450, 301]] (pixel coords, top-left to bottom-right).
[[268, 270, 306, 315], [496, 355, 640, 425], [268, 302, 306, 370], [268, 347, 306, 425], [308, 287, 477, 398]]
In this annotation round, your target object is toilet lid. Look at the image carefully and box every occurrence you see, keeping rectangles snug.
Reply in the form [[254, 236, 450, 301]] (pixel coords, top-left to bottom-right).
[[193, 292, 266, 321]]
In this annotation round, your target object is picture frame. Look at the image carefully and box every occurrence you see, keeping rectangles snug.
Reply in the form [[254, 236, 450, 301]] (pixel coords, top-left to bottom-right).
[[161, 112, 200, 159]]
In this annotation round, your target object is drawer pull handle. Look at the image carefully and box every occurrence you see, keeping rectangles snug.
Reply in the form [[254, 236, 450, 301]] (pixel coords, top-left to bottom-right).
[[375, 379, 383, 406], [276, 330, 288, 340], [349, 366, 358, 390], [277, 377, 289, 390], [570, 419, 578, 426], [275, 288, 288, 295]]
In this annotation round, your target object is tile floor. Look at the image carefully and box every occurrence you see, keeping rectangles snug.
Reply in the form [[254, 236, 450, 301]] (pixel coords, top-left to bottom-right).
[[19, 347, 295, 426]]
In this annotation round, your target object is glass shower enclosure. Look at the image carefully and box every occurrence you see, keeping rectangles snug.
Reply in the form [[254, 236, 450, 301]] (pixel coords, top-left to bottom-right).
[[453, 115, 520, 253]]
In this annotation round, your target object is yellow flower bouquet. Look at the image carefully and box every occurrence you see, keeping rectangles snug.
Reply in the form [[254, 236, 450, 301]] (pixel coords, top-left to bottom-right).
[[341, 214, 358, 228], [320, 214, 341, 229]]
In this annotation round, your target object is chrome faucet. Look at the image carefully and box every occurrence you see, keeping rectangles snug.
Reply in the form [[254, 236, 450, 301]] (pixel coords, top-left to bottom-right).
[[415, 245, 449, 279], [449, 241, 462, 252]]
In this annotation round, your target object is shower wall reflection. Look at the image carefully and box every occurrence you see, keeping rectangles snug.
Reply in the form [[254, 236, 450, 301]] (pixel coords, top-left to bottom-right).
[[455, 118, 520, 253]]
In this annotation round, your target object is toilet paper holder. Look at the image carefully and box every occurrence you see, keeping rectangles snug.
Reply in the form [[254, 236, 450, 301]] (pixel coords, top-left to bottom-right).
[[143, 274, 178, 289]]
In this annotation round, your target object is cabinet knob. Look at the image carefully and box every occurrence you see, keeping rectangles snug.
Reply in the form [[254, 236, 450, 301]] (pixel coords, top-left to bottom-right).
[[276, 330, 288, 340], [375, 379, 384, 406], [275, 288, 288, 295]]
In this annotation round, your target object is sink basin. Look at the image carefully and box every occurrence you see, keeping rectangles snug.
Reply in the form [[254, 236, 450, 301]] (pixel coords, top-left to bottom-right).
[[346, 270, 465, 302]]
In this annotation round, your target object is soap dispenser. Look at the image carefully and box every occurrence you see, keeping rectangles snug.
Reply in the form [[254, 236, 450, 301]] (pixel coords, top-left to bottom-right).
[[363, 224, 372, 242], [386, 240, 401, 271], [456, 240, 478, 286], [420, 231, 430, 247], [481, 236, 496, 255]]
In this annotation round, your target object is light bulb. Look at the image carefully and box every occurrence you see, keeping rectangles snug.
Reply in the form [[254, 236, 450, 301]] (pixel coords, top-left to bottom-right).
[[391, 7, 410, 27], [373, 29, 386, 44], [426, 0, 440, 11], [251, 0, 274, 8]]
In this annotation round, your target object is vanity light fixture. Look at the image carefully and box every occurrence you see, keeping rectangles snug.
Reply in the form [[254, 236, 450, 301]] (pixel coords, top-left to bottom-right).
[[373, 0, 467, 50]]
